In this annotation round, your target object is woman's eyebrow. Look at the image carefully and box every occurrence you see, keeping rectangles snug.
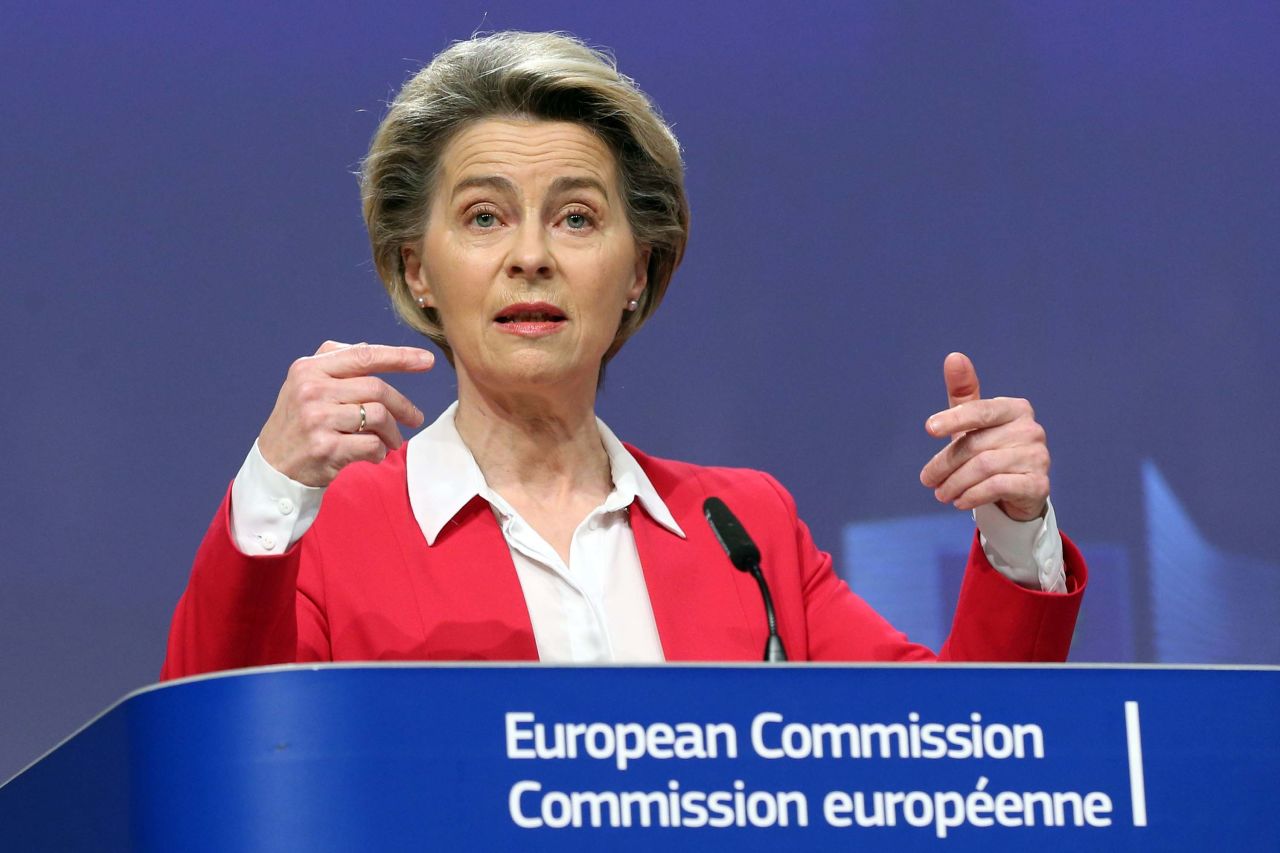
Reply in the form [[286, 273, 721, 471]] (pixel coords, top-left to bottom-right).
[[549, 176, 610, 200], [450, 175, 516, 199]]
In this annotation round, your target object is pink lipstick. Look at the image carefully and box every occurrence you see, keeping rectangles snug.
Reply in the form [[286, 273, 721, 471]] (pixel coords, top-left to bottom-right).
[[494, 301, 568, 338]]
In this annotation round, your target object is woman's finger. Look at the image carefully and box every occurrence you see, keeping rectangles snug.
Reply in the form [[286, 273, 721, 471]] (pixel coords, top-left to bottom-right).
[[920, 417, 1046, 488], [331, 433, 390, 471], [335, 376, 424, 427], [943, 352, 981, 409], [951, 472, 1050, 519], [313, 342, 435, 379], [926, 396, 1033, 439], [338, 401, 404, 451], [313, 339, 352, 356], [932, 445, 1049, 505]]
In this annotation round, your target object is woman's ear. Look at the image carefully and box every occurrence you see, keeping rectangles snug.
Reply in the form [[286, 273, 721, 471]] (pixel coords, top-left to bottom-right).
[[402, 244, 434, 307], [628, 246, 652, 302]]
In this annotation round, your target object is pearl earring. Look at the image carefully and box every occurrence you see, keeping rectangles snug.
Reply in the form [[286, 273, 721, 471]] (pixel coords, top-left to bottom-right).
[[416, 295, 427, 308], [626, 299, 639, 311]]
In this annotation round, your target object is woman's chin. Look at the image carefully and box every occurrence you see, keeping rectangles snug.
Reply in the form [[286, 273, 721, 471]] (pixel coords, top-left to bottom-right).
[[466, 352, 597, 395]]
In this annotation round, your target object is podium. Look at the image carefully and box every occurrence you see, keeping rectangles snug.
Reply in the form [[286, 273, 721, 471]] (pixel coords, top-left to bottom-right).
[[2, 664, 1276, 850]]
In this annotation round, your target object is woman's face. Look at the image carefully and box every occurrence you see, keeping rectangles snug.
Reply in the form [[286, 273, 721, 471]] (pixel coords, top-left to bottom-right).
[[403, 118, 648, 396]]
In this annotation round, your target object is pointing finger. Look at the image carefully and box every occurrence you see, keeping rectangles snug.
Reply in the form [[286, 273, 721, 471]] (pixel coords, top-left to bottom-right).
[[316, 343, 435, 379], [927, 397, 1031, 439]]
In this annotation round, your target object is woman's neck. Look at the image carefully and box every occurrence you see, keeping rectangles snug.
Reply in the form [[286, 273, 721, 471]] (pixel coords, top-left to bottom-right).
[[452, 374, 613, 505]]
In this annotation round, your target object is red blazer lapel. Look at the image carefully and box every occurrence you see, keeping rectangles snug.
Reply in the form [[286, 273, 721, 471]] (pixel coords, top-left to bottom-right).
[[409, 497, 540, 661], [630, 491, 763, 662]]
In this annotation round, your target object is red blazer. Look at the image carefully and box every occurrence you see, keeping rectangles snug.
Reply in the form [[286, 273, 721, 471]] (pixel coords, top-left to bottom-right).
[[161, 444, 1086, 679]]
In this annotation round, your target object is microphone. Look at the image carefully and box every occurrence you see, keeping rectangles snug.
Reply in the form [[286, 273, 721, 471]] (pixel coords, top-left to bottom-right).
[[703, 497, 788, 662]]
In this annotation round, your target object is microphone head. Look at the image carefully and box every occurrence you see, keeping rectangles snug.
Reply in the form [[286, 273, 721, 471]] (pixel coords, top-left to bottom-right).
[[703, 497, 761, 572]]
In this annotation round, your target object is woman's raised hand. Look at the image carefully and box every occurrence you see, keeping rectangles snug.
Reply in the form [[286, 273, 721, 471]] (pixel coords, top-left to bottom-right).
[[257, 341, 435, 487], [918, 352, 1051, 522]]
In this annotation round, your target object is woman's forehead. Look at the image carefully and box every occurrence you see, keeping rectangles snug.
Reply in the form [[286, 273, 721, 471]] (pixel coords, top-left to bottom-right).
[[439, 119, 619, 199]]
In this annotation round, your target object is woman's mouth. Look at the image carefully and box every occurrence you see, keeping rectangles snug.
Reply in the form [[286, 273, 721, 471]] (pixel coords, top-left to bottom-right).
[[494, 302, 568, 337]]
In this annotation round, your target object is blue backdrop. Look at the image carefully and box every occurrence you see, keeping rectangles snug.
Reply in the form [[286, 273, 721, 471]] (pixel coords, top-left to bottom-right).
[[2, 0, 1277, 781]]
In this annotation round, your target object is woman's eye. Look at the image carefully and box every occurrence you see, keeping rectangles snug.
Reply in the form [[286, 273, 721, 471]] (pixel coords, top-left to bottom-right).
[[564, 212, 590, 230], [472, 212, 498, 228]]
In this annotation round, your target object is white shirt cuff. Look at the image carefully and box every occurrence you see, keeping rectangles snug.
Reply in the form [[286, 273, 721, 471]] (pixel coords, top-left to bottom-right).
[[228, 440, 325, 556], [974, 498, 1066, 593]]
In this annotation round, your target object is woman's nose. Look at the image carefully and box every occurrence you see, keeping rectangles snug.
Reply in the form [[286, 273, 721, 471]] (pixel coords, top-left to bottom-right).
[[505, 219, 555, 281]]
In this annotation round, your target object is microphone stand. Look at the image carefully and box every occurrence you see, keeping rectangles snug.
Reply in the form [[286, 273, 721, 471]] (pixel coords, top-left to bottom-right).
[[746, 563, 788, 663]]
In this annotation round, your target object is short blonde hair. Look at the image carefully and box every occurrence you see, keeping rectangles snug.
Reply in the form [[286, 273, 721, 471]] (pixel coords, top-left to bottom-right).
[[361, 31, 689, 366]]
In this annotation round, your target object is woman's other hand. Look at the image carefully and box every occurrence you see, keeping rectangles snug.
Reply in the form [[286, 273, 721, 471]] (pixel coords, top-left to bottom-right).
[[257, 341, 434, 487], [918, 352, 1050, 522]]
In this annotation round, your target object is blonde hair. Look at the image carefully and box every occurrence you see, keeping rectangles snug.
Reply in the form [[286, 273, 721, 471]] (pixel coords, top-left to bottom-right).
[[361, 31, 689, 366]]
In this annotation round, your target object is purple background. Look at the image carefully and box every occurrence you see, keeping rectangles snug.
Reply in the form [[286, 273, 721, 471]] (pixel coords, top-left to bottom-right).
[[2, 1, 1277, 781]]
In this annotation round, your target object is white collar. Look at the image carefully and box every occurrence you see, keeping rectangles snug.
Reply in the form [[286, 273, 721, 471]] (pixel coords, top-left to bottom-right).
[[405, 402, 685, 546]]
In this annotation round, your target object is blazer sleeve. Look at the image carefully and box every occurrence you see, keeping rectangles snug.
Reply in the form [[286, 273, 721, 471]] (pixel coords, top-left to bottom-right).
[[160, 484, 331, 680], [758, 472, 1087, 662]]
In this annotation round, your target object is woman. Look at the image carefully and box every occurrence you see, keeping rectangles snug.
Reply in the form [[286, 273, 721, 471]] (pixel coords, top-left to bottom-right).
[[162, 32, 1085, 678]]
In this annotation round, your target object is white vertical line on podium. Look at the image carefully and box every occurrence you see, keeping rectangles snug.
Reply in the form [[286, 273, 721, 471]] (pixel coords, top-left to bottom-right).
[[1124, 700, 1148, 827]]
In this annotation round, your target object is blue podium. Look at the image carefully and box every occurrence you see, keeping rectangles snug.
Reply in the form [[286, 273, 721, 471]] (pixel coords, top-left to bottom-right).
[[2, 664, 1276, 851]]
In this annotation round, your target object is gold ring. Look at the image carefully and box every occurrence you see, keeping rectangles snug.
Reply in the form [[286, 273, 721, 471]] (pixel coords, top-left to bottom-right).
[[357, 404, 367, 433]]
